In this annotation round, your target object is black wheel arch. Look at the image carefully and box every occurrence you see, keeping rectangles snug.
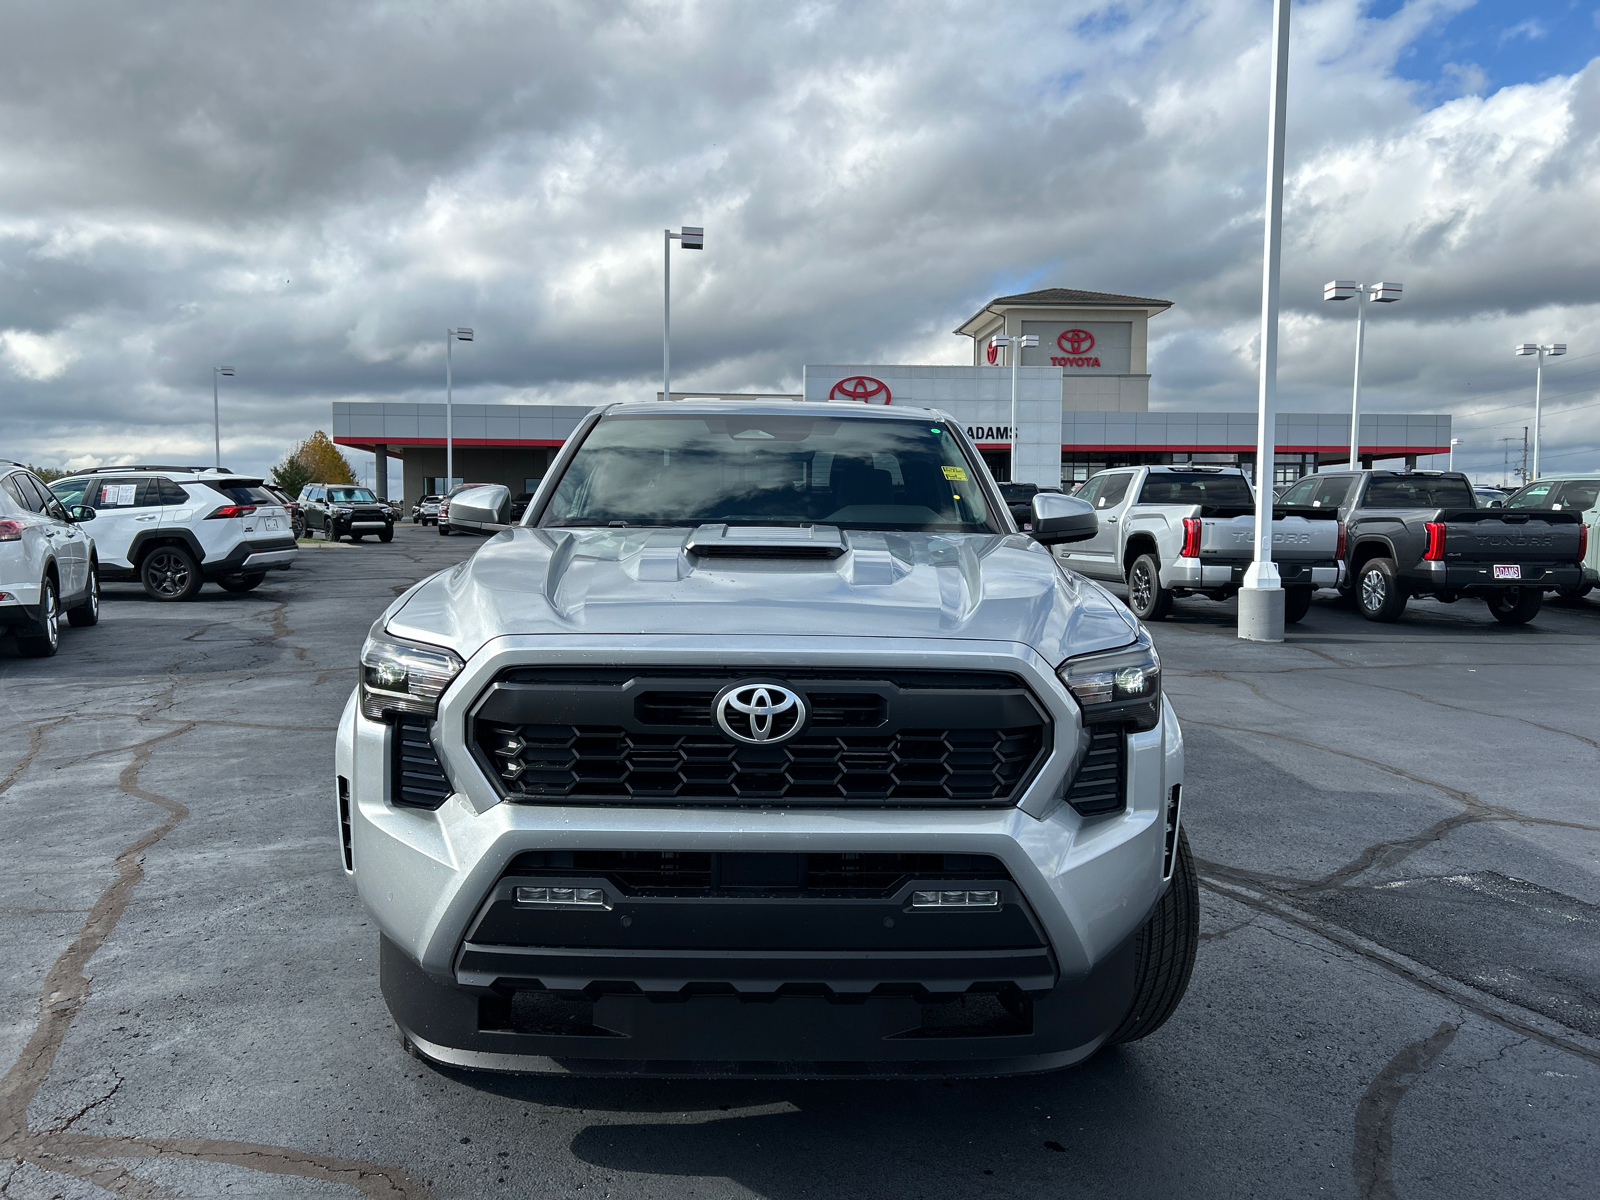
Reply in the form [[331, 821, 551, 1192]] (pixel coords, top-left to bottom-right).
[[129, 528, 207, 569], [1123, 534, 1160, 574]]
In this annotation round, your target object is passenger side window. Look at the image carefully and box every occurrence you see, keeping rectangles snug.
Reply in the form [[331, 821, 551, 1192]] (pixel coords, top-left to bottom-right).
[[91, 477, 155, 508], [20, 474, 68, 520], [1554, 481, 1600, 513], [1074, 476, 1103, 507], [1094, 473, 1132, 509], [3, 473, 45, 512]]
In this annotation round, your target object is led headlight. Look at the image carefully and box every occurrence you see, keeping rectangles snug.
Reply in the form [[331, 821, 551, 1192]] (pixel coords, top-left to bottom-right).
[[334, 506, 354, 516], [1058, 630, 1161, 731], [358, 624, 464, 722]]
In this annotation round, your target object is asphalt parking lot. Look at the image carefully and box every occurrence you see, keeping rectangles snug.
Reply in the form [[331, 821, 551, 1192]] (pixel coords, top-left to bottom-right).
[[2, 522, 1596, 1199]]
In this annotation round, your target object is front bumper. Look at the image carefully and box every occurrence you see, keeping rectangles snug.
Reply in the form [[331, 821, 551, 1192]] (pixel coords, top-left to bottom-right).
[[337, 636, 1184, 1075], [1412, 561, 1582, 593], [1164, 557, 1339, 590]]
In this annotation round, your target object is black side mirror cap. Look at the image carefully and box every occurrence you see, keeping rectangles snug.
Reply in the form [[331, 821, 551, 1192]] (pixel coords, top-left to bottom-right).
[[1030, 493, 1097, 545], [70, 505, 96, 522]]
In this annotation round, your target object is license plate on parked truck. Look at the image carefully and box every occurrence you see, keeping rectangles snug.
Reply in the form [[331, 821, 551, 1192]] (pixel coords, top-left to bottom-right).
[[1493, 564, 1521, 580]]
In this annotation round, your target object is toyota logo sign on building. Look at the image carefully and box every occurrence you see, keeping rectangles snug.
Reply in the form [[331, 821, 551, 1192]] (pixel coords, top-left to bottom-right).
[[1057, 329, 1095, 355], [715, 683, 807, 744], [829, 376, 892, 404]]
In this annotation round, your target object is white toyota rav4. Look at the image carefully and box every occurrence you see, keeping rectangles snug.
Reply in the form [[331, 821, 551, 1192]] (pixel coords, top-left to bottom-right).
[[0, 460, 99, 657], [50, 466, 298, 600]]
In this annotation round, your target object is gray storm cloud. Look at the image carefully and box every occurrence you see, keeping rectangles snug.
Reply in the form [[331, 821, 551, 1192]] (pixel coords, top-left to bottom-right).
[[1, 0, 1596, 480]]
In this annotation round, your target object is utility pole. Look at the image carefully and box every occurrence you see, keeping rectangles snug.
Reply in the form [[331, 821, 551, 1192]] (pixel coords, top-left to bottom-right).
[[1520, 427, 1529, 486], [1499, 436, 1516, 488]]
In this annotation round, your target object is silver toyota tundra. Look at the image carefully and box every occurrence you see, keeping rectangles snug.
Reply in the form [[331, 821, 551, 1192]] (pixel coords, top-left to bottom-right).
[[336, 399, 1195, 1077]]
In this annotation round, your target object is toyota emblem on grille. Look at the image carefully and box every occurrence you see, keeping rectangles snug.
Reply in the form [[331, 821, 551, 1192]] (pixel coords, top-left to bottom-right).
[[714, 683, 807, 744]]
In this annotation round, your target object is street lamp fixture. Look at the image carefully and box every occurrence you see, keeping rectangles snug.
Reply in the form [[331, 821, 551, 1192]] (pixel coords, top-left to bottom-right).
[[1515, 342, 1566, 479], [445, 327, 473, 488], [1324, 280, 1402, 469], [988, 334, 1039, 481], [663, 226, 704, 403], [212, 366, 235, 469], [1449, 437, 1460, 472]]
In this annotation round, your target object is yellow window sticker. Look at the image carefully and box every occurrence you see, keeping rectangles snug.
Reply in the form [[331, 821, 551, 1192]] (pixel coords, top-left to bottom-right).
[[942, 465, 968, 481]]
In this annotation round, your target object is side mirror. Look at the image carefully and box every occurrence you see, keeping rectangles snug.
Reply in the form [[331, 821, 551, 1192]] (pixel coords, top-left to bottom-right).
[[448, 484, 512, 529], [1488, 500, 1503, 509], [70, 505, 96, 522], [1030, 493, 1097, 545]]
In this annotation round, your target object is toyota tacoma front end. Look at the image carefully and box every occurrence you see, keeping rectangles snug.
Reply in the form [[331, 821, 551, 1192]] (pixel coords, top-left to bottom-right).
[[336, 400, 1195, 1076]]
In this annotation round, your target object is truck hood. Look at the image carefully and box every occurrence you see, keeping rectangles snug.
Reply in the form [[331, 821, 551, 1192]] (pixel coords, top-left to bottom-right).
[[385, 526, 1140, 664]]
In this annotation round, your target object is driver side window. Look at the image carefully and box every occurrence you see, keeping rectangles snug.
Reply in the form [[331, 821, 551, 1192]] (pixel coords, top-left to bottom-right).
[[1278, 477, 1317, 506]]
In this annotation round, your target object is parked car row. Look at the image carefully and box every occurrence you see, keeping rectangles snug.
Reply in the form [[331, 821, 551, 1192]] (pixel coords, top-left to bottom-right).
[[1063, 465, 1588, 627], [1, 461, 301, 656]]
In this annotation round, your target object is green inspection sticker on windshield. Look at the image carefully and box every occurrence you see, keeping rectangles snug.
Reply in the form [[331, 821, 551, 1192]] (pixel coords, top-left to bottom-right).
[[942, 465, 968, 481]]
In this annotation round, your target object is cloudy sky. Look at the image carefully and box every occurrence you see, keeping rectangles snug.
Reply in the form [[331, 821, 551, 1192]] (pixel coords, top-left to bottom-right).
[[2, 0, 1597, 485]]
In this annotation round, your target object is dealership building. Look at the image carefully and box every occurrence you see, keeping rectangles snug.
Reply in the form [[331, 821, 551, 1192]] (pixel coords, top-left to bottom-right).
[[333, 287, 1450, 502]]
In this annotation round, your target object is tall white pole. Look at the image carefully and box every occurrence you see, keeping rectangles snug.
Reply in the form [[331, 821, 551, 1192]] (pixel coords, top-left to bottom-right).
[[1348, 292, 1366, 468], [445, 331, 454, 488], [212, 368, 221, 469], [1533, 350, 1543, 479], [1010, 339, 1020, 482], [1240, 0, 1290, 643], [663, 229, 671, 403]]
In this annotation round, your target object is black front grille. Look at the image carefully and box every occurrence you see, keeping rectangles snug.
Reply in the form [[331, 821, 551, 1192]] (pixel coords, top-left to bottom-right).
[[1063, 725, 1125, 816], [504, 850, 1012, 897], [393, 716, 451, 809], [471, 669, 1051, 808]]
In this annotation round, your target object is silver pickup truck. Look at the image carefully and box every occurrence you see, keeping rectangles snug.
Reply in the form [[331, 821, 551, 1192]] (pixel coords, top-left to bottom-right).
[[1058, 465, 1342, 623], [338, 399, 1194, 1078]]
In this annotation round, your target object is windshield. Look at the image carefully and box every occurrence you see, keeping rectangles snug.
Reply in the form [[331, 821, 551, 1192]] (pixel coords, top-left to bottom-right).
[[541, 413, 995, 531], [327, 488, 377, 503], [1137, 472, 1254, 506]]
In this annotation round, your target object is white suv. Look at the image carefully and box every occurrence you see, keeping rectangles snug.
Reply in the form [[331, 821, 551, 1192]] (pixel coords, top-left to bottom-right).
[[49, 466, 297, 601], [0, 461, 99, 657]]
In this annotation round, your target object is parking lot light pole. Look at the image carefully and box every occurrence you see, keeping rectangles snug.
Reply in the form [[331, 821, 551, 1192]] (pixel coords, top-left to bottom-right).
[[1515, 342, 1566, 479], [1449, 438, 1460, 472], [1324, 280, 1402, 468], [989, 334, 1039, 481], [212, 366, 234, 469], [1240, 0, 1291, 643], [663, 226, 703, 402], [445, 328, 473, 488]]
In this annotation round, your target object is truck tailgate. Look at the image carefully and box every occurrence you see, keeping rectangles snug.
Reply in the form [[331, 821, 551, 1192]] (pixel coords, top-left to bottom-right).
[[1433, 509, 1583, 563], [1197, 505, 1340, 564]]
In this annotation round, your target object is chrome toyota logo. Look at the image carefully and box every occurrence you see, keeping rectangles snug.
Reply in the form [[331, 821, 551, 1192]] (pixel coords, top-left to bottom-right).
[[714, 683, 807, 744]]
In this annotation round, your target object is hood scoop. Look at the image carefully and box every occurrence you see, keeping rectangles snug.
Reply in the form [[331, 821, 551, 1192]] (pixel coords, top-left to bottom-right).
[[684, 524, 846, 560]]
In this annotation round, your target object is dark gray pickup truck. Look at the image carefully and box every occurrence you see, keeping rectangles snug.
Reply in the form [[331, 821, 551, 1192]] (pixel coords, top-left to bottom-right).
[[1277, 470, 1586, 625]]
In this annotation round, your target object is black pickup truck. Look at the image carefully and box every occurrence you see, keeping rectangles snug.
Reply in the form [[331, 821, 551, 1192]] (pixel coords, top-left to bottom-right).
[[1277, 470, 1585, 625]]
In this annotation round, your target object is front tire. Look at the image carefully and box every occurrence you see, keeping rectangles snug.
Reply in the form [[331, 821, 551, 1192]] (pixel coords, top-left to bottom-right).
[[1107, 829, 1198, 1045], [379, 526, 394, 543], [1356, 558, 1407, 622], [1283, 585, 1313, 624], [140, 546, 202, 602], [1126, 553, 1173, 621], [1487, 587, 1542, 626], [67, 565, 100, 627], [16, 576, 61, 657]]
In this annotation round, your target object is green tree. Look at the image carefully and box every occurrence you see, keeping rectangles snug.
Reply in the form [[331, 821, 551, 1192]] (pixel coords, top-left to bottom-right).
[[272, 430, 355, 489], [27, 464, 67, 483]]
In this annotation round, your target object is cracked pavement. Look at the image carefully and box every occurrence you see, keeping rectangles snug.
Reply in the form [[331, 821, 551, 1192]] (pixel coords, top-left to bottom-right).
[[2, 525, 1597, 1198]]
